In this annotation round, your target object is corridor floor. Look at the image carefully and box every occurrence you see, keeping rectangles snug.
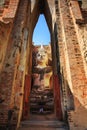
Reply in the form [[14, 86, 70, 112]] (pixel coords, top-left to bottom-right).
[[19, 113, 69, 130]]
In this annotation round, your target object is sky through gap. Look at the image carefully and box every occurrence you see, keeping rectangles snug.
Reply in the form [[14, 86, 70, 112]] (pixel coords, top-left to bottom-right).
[[33, 14, 50, 45]]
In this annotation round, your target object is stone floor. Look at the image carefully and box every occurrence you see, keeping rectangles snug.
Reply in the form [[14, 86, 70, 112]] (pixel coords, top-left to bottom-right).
[[19, 127, 67, 130], [29, 113, 57, 120], [18, 114, 69, 130]]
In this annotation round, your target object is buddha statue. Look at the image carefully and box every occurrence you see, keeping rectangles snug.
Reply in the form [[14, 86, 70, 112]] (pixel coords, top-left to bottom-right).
[[32, 45, 53, 91]]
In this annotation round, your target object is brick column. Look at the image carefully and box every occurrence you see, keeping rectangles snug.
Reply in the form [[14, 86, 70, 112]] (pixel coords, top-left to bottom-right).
[[53, 75, 62, 120], [0, 0, 29, 125], [70, 0, 83, 23], [82, 0, 87, 10], [3, 0, 20, 20], [22, 74, 31, 120], [58, 0, 87, 119], [55, 0, 87, 128]]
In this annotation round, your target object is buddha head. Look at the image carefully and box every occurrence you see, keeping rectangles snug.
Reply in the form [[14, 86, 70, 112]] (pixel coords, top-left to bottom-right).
[[36, 45, 48, 67]]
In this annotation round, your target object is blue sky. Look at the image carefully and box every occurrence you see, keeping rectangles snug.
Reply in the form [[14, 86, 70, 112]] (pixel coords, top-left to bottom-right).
[[33, 14, 50, 45]]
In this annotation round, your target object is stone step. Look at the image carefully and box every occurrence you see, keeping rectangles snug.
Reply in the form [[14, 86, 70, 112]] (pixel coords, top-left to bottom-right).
[[30, 99, 54, 104], [19, 127, 68, 130], [30, 94, 53, 97], [31, 89, 53, 94], [30, 93, 53, 97], [30, 85, 54, 114], [30, 111, 54, 115], [30, 105, 54, 109], [30, 107, 54, 114], [30, 101, 54, 106], [19, 120, 68, 130]]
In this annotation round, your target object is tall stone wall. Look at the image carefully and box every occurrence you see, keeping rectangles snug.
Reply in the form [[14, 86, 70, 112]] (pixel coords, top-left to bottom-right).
[[0, 0, 30, 127], [0, 22, 12, 72], [69, 1, 87, 130], [55, 0, 87, 130], [82, 0, 87, 10]]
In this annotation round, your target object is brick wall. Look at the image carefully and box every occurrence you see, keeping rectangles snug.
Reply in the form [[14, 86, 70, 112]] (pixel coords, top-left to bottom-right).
[[82, 0, 87, 10], [0, 0, 19, 22], [55, 0, 87, 129], [0, 22, 12, 72], [0, 0, 29, 126]]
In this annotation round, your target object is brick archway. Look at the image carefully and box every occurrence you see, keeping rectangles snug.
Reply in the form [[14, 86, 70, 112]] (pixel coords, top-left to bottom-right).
[[0, 0, 63, 126], [22, 0, 63, 120]]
